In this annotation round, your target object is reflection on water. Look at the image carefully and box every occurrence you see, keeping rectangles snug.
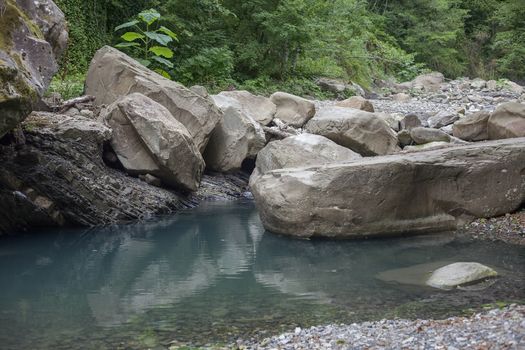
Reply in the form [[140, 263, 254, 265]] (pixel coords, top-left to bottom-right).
[[0, 201, 523, 349]]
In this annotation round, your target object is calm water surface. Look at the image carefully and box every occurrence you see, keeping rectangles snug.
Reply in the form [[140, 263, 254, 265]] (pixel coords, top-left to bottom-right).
[[0, 201, 523, 349]]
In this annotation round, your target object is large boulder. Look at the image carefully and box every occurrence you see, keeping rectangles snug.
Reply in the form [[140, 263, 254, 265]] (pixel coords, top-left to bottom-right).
[[255, 133, 361, 175], [0, 0, 67, 138], [335, 96, 374, 112], [101, 93, 204, 192], [216, 90, 276, 125], [488, 102, 525, 140], [453, 111, 490, 141], [251, 138, 525, 238], [426, 262, 498, 290], [412, 72, 445, 92], [305, 106, 400, 156], [203, 106, 266, 173], [85, 46, 222, 152], [269, 92, 316, 127]]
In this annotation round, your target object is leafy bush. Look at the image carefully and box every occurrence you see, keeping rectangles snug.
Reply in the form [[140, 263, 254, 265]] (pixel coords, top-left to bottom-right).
[[114, 9, 178, 78]]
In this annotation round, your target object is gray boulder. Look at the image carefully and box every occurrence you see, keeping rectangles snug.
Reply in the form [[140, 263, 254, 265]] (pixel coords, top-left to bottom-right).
[[251, 138, 525, 238], [305, 106, 400, 156], [101, 93, 205, 192], [392, 93, 411, 102], [255, 133, 361, 175], [410, 127, 451, 145], [204, 106, 266, 173], [216, 90, 276, 126], [428, 110, 460, 129], [335, 96, 375, 112], [412, 72, 445, 91], [0, 0, 67, 138], [488, 102, 525, 140], [400, 114, 422, 131], [270, 92, 316, 127], [426, 262, 498, 290], [453, 111, 490, 141], [85, 46, 222, 152]]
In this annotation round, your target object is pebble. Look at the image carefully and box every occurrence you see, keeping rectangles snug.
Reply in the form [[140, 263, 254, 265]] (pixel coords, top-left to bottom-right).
[[235, 305, 525, 349]]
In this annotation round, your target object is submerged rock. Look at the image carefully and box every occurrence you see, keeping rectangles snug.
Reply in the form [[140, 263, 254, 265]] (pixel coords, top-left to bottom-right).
[[305, 106, 400, 156], [426, 262, 498, 290], [251, 138, 525, 238], [85, 46, 222, 152]]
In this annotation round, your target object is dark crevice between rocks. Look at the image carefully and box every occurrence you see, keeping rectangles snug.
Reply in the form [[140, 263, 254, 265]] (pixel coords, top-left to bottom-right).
[[241, 157, 256, 174], [102, 141, 124, 171]]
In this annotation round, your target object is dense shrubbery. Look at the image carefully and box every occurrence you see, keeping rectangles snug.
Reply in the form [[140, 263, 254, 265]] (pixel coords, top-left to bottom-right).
[[53, 0, 525, 98]]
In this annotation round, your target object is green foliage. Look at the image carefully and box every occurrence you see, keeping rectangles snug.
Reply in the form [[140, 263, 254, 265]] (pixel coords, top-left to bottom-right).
[[115, 9, 177, 77], [54, 0, 525, 93], [45, 73, 85, 100]]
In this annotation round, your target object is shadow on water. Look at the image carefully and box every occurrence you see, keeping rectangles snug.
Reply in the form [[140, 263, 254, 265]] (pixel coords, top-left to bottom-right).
[[0, 201, 523, 349]]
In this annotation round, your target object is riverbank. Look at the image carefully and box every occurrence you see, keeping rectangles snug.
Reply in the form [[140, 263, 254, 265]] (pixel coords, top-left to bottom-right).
[[456, 210, 525, 246], [233, 304, 524, 350]]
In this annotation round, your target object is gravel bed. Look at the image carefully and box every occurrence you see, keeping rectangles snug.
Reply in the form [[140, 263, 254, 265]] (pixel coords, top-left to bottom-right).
[[456, 210, 525, 246], [235, 305, 525, 350]]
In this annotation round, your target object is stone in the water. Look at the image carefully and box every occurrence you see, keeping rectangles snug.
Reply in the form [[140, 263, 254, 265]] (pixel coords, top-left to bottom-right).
[[426, 262, 498, 290]]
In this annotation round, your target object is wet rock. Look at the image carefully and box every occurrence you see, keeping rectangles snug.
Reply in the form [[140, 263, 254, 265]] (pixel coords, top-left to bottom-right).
[[426, 262, 498, 290], [101, 93, 204, 192], [488, 102, 525, 140], [85, 46, 222, 152], [305, 106, 400, 156], [335, 96, 375, 112], [251, 138, 525, 238], [270, 92, 316, 127]]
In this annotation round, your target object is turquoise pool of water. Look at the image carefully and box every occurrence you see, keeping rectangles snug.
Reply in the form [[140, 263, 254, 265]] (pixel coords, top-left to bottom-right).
[[0, 201, 523, 349]]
